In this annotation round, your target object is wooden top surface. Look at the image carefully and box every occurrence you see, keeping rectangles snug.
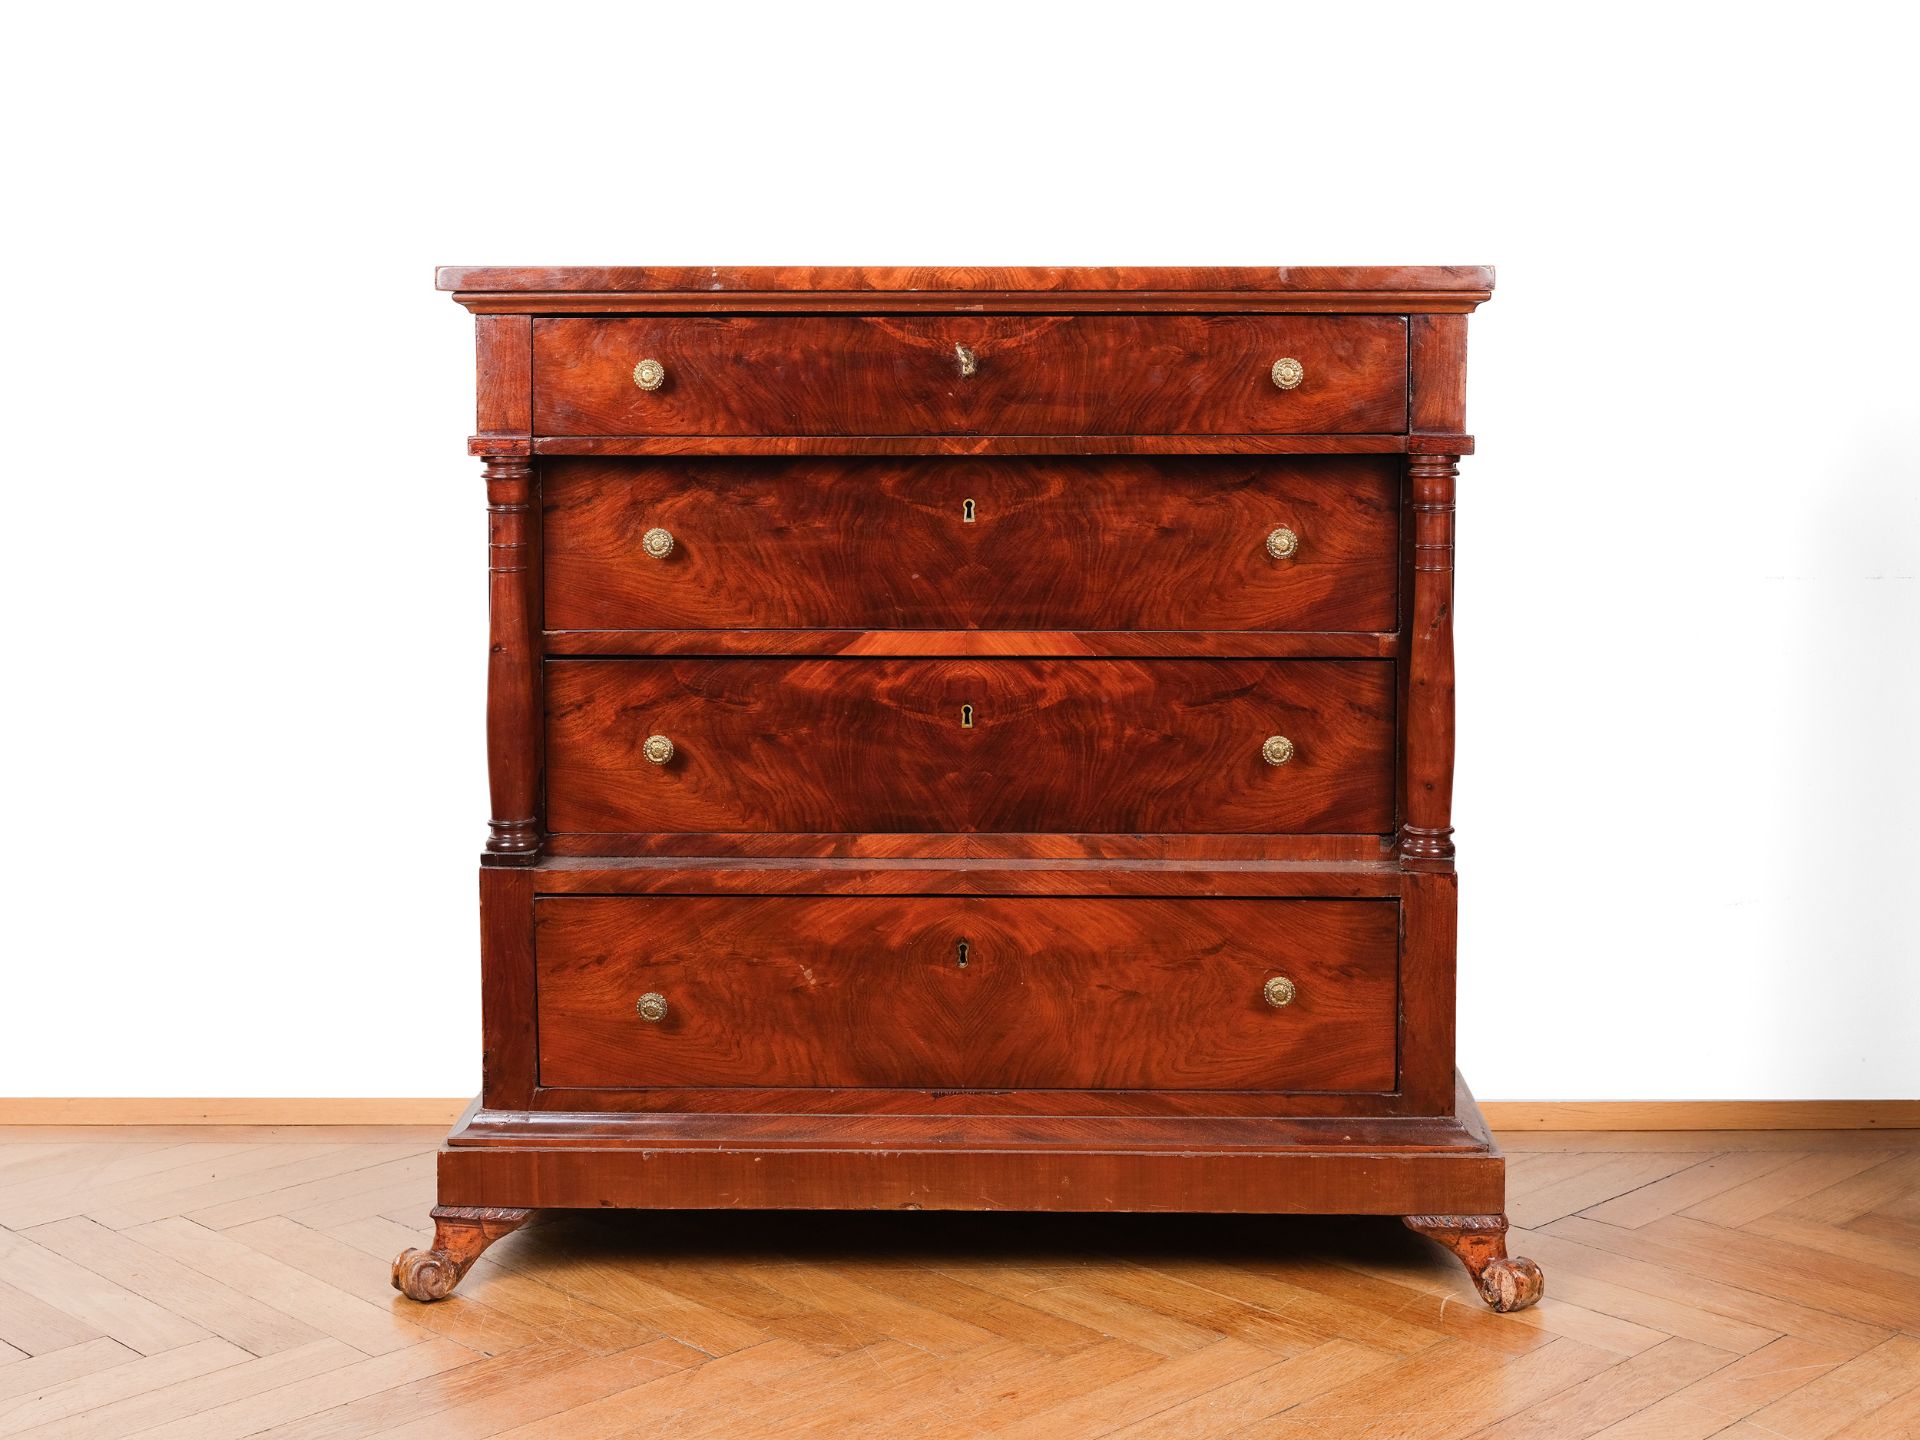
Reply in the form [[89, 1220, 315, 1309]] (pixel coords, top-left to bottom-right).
[[437, 264, 1494, 295]]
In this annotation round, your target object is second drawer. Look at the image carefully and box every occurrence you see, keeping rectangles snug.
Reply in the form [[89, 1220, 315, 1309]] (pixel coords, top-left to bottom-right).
[[545, 657, 1395, 835], [543, 455, 1400, 634]]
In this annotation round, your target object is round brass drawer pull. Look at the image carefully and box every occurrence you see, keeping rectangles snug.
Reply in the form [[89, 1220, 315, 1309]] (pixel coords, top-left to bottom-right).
[[1262, 735, 1295, 766], [641, 527, 675, 559], [632, 358, 667, 391], [636, 992, 668, 1022], [1270, 357, 1305, 390], [1263, 976, 1297, 1008], [1266, 526, 1299, 559], [643, 734, 675, 765]]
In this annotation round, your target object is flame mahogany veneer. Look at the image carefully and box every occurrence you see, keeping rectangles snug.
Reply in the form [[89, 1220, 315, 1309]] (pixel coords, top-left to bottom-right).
[[392, 265, 1544, 1315]]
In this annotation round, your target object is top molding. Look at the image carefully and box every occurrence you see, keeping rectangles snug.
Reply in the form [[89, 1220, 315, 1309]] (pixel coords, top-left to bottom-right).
[[436, 266, 1495, 315]]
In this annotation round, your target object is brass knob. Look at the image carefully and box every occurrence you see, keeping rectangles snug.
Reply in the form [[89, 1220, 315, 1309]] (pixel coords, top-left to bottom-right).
[[1271, 357, 1304, 390], [633, 358, 666, 391], [1262, 735, 1295, 766], [955, 343, 978, 378], [1266, 526, 1299, 559], [1263, 976, 1297, 1008], [641, 527, 675, 559], [636, 992, 668, 1022], [643, 734, 675, 765]]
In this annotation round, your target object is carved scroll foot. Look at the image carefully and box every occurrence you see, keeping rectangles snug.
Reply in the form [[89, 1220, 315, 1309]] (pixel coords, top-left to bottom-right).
[[1403, 1213, 1544, 1312], [392, 1205, 532, 1302]]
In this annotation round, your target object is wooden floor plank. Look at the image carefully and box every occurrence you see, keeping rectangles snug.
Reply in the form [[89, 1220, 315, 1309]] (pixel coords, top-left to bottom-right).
[[121, 1216, 439, 1357], [224, 1216, 551, 1358], [23, 1216, 327, 1357], [1581, 1334, 1851, 1439], [1678, 1150, 1895, 1228], [0, 1336, 248, 1437], [1102, 1338, 1395, 1440], [1509, 1152, 1715, 1229], [0, 1144, 263, 1231], [1576, 1150, 1807, 1229], [1780, 1152, 1920, 1225], [0, 1231, 212, 1356], [0, 1338, 139, 1408], [9, 1339, 363, 1440], [1739, 1335, 1920, 1439], [1462, 1336, 1735, 1440], [984, 1336, 1283, 1439], [130, 1340, 477, 1440], [0, 1279, 104, 1357], [1537, 1218, 1902, 1350], [473, 1338, 827, 1440], [1233, 1335, 1617, 1440]]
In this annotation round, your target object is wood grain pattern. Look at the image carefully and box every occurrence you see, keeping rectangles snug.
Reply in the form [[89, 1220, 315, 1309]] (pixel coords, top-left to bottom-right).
[[1398, 453, 1457, 867], [532, 433, 1420, 456], [472, 314, 531, 440], [544, 657, 1396, 836], [482, 456, 541, 864], [542, 455, 1399, 634], [440, 264, 1497, 294], [532, 316, 1408, 436], [533, 895, 1399, 1093], [543, 630, 1401, 659]]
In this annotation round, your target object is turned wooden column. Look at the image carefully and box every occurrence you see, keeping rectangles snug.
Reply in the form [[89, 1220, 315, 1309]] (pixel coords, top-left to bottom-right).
[[483, 455, 541, 864], [1400, 451, 1457, 868]]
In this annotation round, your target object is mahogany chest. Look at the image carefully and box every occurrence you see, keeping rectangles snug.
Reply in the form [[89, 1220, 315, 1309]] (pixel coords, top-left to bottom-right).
[[394, 266, 1542, 1314]]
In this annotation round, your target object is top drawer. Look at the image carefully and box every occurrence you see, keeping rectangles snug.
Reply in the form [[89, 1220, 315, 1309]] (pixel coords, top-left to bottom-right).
[[532, 315, 1408, 436]]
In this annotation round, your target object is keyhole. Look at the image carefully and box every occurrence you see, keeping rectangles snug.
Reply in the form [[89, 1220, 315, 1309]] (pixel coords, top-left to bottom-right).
[[960, 704, 974, 728], [962, 498, 976, 523], [956, 940, 970, 969]]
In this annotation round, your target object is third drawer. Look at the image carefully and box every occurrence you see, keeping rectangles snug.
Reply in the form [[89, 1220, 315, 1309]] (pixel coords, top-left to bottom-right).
[[546, 657, 1395, 835]]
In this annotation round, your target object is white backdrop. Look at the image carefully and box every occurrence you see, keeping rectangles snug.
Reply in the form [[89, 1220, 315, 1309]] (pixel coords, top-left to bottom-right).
[[5, 2, 1915, 1100]]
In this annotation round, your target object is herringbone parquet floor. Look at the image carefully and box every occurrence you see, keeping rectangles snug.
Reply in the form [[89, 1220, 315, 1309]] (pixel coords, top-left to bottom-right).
[[0, 1125, 1915, 1438]]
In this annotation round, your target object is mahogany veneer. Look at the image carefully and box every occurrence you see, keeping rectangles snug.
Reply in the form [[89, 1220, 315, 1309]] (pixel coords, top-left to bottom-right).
[[398, 264, 1542, 1315]]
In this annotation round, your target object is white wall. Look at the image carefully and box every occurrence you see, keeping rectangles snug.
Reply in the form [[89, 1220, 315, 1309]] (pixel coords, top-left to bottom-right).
[[5, 2, 1914, 1100]]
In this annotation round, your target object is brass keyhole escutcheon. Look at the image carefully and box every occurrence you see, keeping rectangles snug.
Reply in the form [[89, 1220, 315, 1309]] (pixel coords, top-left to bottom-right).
[[955, 344, 978, 378], [963, 498, 976, 523], [960, 704, 975, 728], [956, 940, 970, 969]]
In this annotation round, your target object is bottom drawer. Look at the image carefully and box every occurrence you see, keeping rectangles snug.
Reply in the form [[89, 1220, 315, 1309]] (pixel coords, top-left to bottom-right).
[[535, 896, 1399, 1093]]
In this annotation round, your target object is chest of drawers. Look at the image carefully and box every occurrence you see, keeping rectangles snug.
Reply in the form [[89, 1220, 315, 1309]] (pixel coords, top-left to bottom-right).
[[393, 266, 1543, 1314]]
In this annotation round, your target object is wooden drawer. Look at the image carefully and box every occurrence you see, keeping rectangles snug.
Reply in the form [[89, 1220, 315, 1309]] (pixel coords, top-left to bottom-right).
[[535, 895, 1399, 1092], [545, 657, 1395, 835], [544, 455, 1399, 633], [532, 315, 1407, 436]]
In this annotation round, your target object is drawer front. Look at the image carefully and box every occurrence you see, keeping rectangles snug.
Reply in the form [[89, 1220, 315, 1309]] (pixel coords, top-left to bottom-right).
[[546, 658, 1394, 835], [533, 315, 1408, 436], [544, 456, 1399, 634], [536, 895, 1399, 1092]]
